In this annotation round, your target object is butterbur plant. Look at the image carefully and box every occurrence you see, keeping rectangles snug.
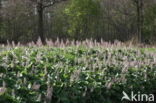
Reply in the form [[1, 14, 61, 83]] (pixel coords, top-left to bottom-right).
[[0, 46, 156, 103]]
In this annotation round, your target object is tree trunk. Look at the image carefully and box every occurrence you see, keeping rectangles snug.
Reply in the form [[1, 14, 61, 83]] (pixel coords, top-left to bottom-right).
[[140, 0, 144, 42], [0, 0, 2, 43], [136, 0, 144, 43], [37, 1, 45, 44], [0, 0, 2, 27]]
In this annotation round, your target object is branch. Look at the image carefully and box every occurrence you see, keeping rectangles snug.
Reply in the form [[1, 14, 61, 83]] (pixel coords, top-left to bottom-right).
[[43, 0, 66, 9], [43, 2, 55, 8], [29, 0, 38, 3]]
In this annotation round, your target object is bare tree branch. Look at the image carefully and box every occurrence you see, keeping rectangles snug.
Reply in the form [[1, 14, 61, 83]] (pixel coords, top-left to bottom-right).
[[43, 0, 66, 9]]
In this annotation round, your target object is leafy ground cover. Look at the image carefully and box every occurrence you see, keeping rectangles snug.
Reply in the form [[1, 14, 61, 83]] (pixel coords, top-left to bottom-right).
[[0, 47, 156, 103]]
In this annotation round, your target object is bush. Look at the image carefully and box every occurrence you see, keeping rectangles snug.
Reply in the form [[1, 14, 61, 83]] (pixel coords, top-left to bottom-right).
[[0, 47, 156, 103]]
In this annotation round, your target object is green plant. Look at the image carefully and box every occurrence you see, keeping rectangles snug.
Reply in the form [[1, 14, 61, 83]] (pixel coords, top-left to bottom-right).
[[0, 47, 156, 103]]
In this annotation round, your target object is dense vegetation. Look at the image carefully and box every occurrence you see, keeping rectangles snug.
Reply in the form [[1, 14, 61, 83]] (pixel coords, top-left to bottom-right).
[[1, 0, 156, 102], [0, 47, 156, 103], [0, 0, 156, 44]]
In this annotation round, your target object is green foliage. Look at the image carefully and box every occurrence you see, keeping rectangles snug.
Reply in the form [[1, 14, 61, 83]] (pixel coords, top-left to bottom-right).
[[144, 4, 156, 42], [0, 1, 36, 43], [64, 0, 101, 37], [0, 47, 156, 103]]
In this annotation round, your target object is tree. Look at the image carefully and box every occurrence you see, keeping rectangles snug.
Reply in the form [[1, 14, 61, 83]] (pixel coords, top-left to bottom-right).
[[144, 3, 156, 43], [0, 0, 2, 26], [132, 0, 144, 43], [64, 0, 101, 39], [30, 0, 66, 44], [0, 0, 3, 43]]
